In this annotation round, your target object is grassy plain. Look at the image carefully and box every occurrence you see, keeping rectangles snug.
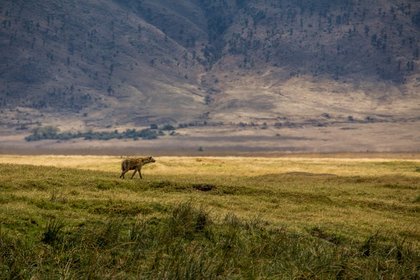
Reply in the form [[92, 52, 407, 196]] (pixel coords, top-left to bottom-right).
[[0, 155, 419, 278]]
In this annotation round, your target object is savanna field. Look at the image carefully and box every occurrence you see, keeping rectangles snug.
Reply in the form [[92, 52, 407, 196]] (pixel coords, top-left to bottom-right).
[[0, 155, 419, 279]]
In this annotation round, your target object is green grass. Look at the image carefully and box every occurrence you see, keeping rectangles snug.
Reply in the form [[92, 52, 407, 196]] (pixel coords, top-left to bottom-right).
[[0, 157, 419, 279]]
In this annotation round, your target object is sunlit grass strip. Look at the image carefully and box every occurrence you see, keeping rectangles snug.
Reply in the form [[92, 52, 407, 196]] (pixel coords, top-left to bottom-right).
[[0, 155, 419, 177]]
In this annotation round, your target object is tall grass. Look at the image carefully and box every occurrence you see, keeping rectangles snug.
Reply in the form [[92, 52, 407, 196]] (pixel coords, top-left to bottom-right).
[[1, 202, 418, 279]]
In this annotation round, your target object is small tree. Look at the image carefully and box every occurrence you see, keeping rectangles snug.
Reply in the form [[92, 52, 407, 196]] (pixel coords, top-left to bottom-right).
[[161, 124, 175, 131]]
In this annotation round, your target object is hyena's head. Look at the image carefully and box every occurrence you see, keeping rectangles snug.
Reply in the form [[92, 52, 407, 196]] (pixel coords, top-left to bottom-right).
[[143, 156, 156, 164]]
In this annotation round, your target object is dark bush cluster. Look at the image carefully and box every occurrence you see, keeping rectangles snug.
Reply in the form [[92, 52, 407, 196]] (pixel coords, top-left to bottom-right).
[[24, 126, 60, 141], [25, 127, 163, 141]]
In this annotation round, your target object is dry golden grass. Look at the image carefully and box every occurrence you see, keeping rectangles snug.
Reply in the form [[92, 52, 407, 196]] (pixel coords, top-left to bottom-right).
[[0, 154, 419, 176]]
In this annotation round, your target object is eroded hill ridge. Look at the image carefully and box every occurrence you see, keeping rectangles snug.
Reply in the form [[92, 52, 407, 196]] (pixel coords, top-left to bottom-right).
[[0, 0, 419, 131]]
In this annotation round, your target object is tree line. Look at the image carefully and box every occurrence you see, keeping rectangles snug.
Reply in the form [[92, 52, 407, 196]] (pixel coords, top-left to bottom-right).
[[24, 125, 176, 141]]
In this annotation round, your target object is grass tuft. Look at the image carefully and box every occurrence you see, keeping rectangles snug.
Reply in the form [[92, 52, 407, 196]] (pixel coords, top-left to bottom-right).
[[41, 219, 64, 246], [309, 226, 344, 245], [167, 202, 212, 240]]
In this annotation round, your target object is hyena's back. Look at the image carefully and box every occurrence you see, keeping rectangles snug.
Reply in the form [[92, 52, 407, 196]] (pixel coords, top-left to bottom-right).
[[121, 158, 141, 171]]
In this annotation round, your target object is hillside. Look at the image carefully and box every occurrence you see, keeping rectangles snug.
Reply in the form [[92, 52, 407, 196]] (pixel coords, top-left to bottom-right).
[[0, 0, 419, 153]]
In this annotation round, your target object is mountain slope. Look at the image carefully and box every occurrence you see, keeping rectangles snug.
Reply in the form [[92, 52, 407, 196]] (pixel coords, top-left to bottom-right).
[[0, 0, 419, 133], [1, 0, 208, 126]]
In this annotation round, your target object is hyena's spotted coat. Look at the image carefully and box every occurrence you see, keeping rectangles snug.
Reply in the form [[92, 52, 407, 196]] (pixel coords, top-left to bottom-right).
[[120, 156, 155, 179]]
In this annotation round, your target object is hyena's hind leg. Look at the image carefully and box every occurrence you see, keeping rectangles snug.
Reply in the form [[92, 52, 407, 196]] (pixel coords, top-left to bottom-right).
[[120, 164, 131, 179], [120, 161, 128, 179], [120, 170, 128, 179]]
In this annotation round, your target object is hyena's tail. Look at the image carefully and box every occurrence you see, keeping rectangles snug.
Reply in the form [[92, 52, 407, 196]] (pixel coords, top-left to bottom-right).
[[121, 160, 127, 171]]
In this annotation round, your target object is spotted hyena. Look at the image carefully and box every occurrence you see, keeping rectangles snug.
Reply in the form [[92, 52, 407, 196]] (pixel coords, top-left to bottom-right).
[[120, 156, 156, 179]]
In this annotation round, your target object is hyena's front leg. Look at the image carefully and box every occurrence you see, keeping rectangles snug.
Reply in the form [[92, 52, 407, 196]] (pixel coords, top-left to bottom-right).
[[138, 167, 143, 179], [135, 165, 143, 179], [130, 169, 138, 179]]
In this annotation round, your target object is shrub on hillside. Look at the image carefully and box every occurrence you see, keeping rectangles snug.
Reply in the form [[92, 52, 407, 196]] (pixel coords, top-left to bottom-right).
[[25, 127, 159, 141]]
